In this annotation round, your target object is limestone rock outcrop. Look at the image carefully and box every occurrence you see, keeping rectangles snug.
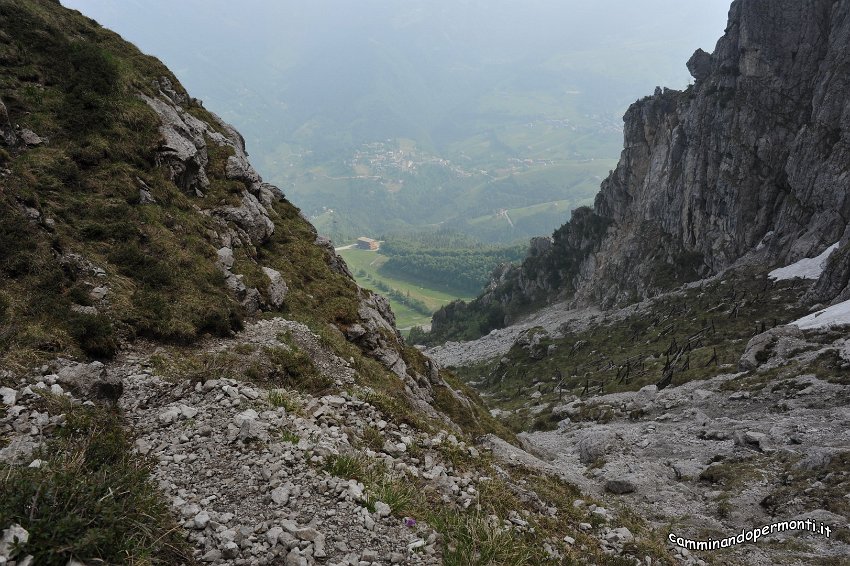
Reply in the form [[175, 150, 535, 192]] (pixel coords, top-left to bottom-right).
[[141, 80, 276, 247]]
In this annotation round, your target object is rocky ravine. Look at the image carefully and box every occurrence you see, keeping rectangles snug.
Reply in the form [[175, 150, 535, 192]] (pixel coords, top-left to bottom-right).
[[1, 317, 681, 566], [429, 280, 850, 565]]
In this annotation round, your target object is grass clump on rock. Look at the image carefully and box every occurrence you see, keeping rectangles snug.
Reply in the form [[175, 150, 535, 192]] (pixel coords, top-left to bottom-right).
[[0, 403, 190, 565]]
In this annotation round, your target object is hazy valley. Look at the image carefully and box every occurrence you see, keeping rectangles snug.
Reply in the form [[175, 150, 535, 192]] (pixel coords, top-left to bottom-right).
[[1, 1, 849, 566]]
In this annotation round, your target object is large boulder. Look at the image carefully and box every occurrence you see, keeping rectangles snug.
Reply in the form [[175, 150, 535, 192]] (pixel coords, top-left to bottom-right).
[[56, 361, 123, 403], [739, 325, 805, 371], [577, 430, 615, 465], [262, 266, 289, 309], [686, 48, 713, 81]]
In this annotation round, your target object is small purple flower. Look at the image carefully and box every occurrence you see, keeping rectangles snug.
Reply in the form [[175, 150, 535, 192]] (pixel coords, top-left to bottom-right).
[[404, 517, 417, 527]]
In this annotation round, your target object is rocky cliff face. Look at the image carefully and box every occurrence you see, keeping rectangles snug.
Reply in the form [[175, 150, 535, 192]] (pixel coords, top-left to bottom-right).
[[588, 0, 850, 306], [437, 0, 850, 332]]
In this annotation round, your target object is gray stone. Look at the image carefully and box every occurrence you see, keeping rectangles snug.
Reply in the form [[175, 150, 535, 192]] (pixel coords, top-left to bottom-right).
[[795, 450, 833, 471], [294, 527, 322, 543], [744, 431, 766, 445], [56, 362, 123, 403], [607, 526, 634, 544], [214, 192, 275, 245], [0, 524, 29, 559], [193, 511, 210, 529], [686, 48, 713, 81], [18, 128, 43, 146], [605, 478, 636, 494], [201, 549, 222, 562], [265, 526, 283, 545], [577, 431, 614, 465], [221, 541, 239, 559], [262, 266, 289, 309], [285, 549, 308, 566], [739, 326, 804, 371], [138, 181, 157, 204], [0, 387, 16, 406], [238, 419, 269, 442], [217, 247, 234, 270], [270, 486, 290, 505]]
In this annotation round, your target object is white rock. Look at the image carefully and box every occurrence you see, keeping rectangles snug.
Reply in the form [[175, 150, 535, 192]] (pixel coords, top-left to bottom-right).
[[233, 409, 259, 427], [284, 550, 307, 566], [374, 501, 391, 518], [0, 524, 29, 559], [262, 266, 289, 308], [157, 407, 181, 425], [323, 395, 346, 407], [179, 404, 198, 419], [0, 387, 17, 406], [607, 527, 634, 543], [217, 247, 234, 270], [271, 486, 290, 505], [347, 480, 365, 501], [193, 511, 211, 529]]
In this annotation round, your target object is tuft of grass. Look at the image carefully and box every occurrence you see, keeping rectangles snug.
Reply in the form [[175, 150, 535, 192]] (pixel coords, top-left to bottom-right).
[[430, 509, 537, 566], [268, 388, 301, 414], [0, 404, 191, 565], [323, 454, 370, 482], [262, 345, 330, 393], [367, 473, 417, 515], [360, 425, 385, 452], [277, 427, 300, 444]]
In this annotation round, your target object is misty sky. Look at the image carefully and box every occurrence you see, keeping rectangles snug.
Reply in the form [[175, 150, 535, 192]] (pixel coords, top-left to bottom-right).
[[61, 1, 731, 144]]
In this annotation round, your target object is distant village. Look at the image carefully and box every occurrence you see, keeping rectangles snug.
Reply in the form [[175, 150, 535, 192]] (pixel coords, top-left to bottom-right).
[[347, 141, 477, 180]]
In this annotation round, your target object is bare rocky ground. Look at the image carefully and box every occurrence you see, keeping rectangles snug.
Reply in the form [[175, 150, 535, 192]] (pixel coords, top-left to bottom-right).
[[425, 303, 604, 369], [1, 317, 682, 566], [526, 365, 850, 565]]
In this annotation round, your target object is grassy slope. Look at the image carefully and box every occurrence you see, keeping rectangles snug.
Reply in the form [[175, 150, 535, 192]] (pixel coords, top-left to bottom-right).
[[0, 0, 366, 370]]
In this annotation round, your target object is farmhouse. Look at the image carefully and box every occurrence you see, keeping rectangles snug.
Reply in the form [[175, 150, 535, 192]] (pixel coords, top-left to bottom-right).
[[356, 237, 380, 250]]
